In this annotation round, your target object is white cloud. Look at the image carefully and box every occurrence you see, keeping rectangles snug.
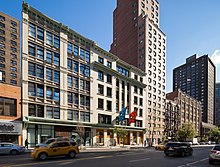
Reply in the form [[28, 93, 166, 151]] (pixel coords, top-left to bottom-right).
[[210, 50, 220, 82], [210, 50, 220, 66]]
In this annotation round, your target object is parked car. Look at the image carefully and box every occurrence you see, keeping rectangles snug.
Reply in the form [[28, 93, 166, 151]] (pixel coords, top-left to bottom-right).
[[155, 143, 165, 151], [164, 142, 193, 157], [0, 143, 25, 155], [35, 137, 76, 148], [31, 141, 79, 160], [209, 145, 220, 164]]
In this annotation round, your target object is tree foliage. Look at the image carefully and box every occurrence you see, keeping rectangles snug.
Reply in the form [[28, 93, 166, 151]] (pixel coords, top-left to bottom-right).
[[76, 122, 85, 145], [114, 127, 128, 146], [209, 127, 220, 143], [177, 123, 196, 141]]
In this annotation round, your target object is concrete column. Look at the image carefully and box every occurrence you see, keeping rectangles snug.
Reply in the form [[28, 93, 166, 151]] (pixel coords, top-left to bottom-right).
[[130, 131, 133, 145], [114, 132, 117, 146], [92, 128, 96, 146], [104, 129, 108, 146], [137, 132, 140, 145]]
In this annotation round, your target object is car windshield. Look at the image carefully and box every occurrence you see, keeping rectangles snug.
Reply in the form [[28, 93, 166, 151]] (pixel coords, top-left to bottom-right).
[[45, 139, 55, 144], [166, 143, 180, 147], [213, 146, 220, 151]]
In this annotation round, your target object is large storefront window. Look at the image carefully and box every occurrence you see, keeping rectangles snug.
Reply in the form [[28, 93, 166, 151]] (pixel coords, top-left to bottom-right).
[[0, 97, 16, 116]]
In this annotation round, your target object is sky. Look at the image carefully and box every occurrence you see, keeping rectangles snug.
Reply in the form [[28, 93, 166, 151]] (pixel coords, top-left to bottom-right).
[[1, 0, 220, 92]]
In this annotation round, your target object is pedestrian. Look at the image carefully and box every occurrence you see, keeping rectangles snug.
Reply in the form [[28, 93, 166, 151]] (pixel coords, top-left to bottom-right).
[[25, 139, 29, 149]]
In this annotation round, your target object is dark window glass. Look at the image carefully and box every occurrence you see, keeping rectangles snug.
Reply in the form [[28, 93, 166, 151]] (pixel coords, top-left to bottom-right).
[[37, 27, 44, 40], [0, 97, 16, 116], [28, 62, 35, 76]]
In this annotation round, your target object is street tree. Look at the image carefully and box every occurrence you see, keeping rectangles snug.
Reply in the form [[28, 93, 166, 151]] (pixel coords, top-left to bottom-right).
[[76, 121, 85, 146], [209, 127, 220, 143], [114, 127, 128, 146], [177, 123, 196, 141]]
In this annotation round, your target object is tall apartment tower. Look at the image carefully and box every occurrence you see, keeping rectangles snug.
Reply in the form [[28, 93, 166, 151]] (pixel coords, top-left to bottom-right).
[[0, 12, 22, 145], [215, 83, 220, 126], [110, 0, 166, 144], [173, 54, 216, 127]]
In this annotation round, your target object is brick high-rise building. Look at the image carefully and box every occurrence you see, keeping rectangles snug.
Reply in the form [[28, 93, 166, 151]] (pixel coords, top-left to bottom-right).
[[173, 54, 216, 133], [0, 12, 22, 145], [110, 0, 166, 144]]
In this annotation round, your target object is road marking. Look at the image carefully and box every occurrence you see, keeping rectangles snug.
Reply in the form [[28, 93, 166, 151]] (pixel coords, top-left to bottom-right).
[[117, 152, 146, 157], [177, 157, 209, 167], [2, 155, 113, 167], [129, 158, 150, 163]]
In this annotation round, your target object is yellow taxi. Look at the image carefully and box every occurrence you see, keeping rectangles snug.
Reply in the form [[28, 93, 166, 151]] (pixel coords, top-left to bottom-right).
[[155, 143, 165, 151], [31, 140, 79, 160]]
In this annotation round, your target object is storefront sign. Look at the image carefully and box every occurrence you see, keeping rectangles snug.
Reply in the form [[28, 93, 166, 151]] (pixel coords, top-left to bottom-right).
[[0, 121, 22, 134]]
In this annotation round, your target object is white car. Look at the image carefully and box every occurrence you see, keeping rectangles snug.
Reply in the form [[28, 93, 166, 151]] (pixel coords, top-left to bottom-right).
[[209, 145, 220, 164], [0, 143, 25, 155]]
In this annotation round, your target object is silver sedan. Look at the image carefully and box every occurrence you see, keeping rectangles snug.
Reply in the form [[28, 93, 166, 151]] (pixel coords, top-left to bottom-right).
[[0, 143, 25, 155]]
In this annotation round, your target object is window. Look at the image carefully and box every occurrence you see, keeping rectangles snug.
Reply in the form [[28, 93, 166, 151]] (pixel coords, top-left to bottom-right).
[[134, 96, 138, 104], [139, 98, 143, 106], [0, 36, 5, 41], [11, 47, 17, 52], [46, 50, 52, 63], [98, 84, 104, 95], [10, 33, 16, 39], [73, 61, 78, 72], [0, 15, 5, 21], [37, 27, 44, 40], [74, 45, 78, 56], [98, 98, 104, 109], [37, 65, 44, 78], [85, 51, 90, 62], [98, 57, 104, 64], [106, 101, 112, 111], [10, 80, 17, 85], [0, 97, 17, 116], [28, 82, 36, 96], [10, 40, 17, 46], [54, 108, 60, 119], [0, 29, 5, 35], [46, 68, 52, 81], [11, 20, 17, 27], [80, 48, 85, 59], [98, 71, 104, 81], [54, 71, 60, 83], [0, 22, 5, 28], [107, 87, 112, 97], [46, 106, 53, 118], [28, 62, 35, 76], [37, 46, 44, 60], [10, 66, 17, 72], [98, 114, 111, 124], [37, 84, 44, 97], [107, 74, 112, 83], [68, 43, 72, 54], [28, 104, 44, 117], [28, 23, 36, 37], [54, 53, 60, 66], [73, 77, 79, 88], [54, 35, 60, 48], [139, 109, 143, 117], [10, 73, 17, 78], [80, 112, 90, 122], [46, 87, 53, 99], [134, 86, 138, 93], [46, 31, 52, 45], [28, 43, 35, 56], [107, 61, 112, 68]]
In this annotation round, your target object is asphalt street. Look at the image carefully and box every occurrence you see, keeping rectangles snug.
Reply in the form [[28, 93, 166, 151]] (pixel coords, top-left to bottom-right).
[[0, 146, 217, 167]]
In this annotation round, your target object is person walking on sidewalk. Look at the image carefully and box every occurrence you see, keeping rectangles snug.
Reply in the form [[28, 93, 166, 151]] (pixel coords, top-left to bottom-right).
[[25, 139, 29, 149]]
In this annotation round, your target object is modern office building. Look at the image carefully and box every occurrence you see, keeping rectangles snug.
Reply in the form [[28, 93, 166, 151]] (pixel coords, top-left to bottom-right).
[[110, 0, 166, 144], [216, 83, 220, 126], [0, 12, 22, 144], [166, 89, 202, 137], [173, 54, 216, 129], [22, 3, 147, 147]]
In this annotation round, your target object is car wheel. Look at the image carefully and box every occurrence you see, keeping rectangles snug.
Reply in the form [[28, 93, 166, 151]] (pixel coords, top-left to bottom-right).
[[10, 150, 18, 155], [189, 150, 193, 156], [209, 159, 214, 164], [38, 153, 47, 160], [181, 151, 185, 157], [68, 151, 76, 158], [165, 153, 169, 156]]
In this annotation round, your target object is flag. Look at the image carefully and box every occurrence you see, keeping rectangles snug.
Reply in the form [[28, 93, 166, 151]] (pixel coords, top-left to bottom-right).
[[119, 107, 127, 122], [128, 108, 138, 124]]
